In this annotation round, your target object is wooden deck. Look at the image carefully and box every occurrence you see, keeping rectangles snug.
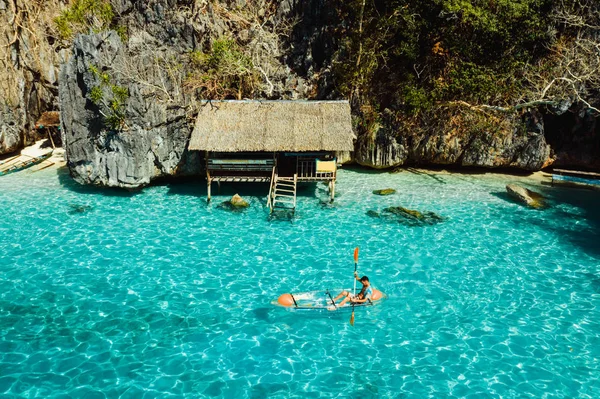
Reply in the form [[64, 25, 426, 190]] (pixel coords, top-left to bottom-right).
[[204, 154, 338, 206], [552, 169, 600, 178], [551, 168, 600, 189]]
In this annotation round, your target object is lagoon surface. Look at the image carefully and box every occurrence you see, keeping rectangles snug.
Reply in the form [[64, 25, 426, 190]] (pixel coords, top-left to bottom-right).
[[1, 167, 599, 398]]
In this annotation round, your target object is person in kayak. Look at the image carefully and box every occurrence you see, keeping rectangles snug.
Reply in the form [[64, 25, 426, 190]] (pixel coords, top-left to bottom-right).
[[333, 273, 373, 306]]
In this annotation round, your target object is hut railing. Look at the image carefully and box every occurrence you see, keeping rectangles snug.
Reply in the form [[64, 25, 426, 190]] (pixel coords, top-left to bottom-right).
[[297, 158, 336, 180]]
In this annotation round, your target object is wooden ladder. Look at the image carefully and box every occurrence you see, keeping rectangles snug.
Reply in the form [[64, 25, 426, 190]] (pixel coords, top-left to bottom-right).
[[269, 174, 297, 213]]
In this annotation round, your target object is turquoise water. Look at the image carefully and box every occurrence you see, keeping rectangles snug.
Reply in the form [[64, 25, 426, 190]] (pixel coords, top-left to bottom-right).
[[1, 166, 599, 398]]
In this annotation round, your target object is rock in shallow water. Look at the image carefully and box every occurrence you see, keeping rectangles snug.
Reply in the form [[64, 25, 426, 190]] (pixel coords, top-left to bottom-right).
[[366, 210, 380, 218], [217, 194, 250, 212], [230, 194, 249, 208], [506, 184, 546, 209], [373, 188, 396, 196], [366, 206, 446, 226]]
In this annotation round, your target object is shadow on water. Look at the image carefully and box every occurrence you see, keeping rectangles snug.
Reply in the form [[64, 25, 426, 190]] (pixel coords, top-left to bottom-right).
[[496, 183, 600, 258], [543, 186, 600, 257], [489, 191, 528, 207], [405, 167, 447, 184], [57, 166, 137, 197]]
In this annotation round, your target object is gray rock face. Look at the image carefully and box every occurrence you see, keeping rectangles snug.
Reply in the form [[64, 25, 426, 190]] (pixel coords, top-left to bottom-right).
[[0, 1, 65, 155], [0, 105, 22, 154], [60, 31, 196, 188], [355, 109, 551, 171]]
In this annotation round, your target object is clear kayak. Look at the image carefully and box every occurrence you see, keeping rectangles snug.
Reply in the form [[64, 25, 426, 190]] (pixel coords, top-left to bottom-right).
[[272, 288, 386, 312]]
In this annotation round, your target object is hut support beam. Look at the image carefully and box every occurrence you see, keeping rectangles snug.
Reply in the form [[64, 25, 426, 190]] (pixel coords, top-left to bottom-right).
[[329, 180, 335, 202], [207, 173, 212, 203]]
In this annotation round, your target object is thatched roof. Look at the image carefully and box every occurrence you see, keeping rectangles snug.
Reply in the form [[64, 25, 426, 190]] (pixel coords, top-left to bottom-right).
[[189, 100, 355, 152], [35, 111, 60, 128]]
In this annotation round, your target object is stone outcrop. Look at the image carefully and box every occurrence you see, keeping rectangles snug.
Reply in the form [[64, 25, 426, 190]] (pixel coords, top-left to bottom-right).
[[0, 1, 66, 155], [0, 104, 22, 154], [59, 31, 197, 188], [355, 108, 552, 171], [506, 184, 546, 209]]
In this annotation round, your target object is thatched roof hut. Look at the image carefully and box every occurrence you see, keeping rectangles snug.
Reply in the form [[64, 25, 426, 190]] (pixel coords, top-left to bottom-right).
[[35, 111, 60, 128], [189, 100, 355, 152]]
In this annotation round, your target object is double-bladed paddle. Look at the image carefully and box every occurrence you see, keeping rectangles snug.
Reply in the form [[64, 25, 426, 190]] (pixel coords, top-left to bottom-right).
[[350, 247, 359, 326]]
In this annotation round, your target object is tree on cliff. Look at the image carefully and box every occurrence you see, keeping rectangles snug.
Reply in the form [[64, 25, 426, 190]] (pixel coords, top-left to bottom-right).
[[330, 0, 599, 115]]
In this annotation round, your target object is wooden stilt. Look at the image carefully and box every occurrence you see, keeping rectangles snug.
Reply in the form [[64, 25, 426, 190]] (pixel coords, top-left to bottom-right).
[[330, 180, 335, 203], [206, 151, 211, 203], [207, 175, 212, 203], [46, 128, 56, 149]]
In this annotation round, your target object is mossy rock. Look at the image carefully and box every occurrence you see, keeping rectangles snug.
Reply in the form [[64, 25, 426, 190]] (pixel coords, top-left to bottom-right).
[[230, 194, 249, 208], [68, 204, 93, 214], [373, 188, 396, 196], [366, 210, 380, 218], [382, 206, 446, 226], [384, 206, 424, 219], [217, 194, 249, 212]]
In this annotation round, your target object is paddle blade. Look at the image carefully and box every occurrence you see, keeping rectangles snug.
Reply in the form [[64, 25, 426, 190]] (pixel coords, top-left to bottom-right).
[[350, 310, 355, 326], [354, 247, 359, 264]]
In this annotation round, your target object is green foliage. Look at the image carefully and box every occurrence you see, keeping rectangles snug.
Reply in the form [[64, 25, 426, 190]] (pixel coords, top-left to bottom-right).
[[89, 86, 103, 105], [87, 64, 128, 130], [402, 86, 434, 114], [186, 38, 259, 99], [433, 0, 552, 62], [55, 0, 124, 41], [329, 0, 555, 133]]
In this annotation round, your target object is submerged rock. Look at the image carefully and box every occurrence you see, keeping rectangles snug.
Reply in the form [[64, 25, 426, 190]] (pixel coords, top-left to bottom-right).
[[218, 194, 249, 212], [230, 194, 249, 208], [366, 210, 380, 218], [373, 188, 396, 196], [506, 184, 546, 209], [381, 206, 446, 226], [68, 204, 93, 214]]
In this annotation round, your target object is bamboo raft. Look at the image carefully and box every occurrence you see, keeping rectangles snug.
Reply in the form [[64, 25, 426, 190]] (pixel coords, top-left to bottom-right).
[[0, 152, 53, 176]]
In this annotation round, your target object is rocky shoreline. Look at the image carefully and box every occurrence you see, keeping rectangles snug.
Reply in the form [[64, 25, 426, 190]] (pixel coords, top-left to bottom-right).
[[1, 1, 598, 189]]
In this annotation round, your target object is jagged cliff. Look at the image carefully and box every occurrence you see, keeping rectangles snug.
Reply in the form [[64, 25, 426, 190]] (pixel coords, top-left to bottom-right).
[[0, 0, 67, 154], [3, 0, 599, 188]]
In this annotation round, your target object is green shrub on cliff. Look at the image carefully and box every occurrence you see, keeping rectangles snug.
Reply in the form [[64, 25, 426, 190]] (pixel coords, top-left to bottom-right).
[[186, 38, 259, 99], [88, 65, 129, 130], [55, 0, 125, 41]]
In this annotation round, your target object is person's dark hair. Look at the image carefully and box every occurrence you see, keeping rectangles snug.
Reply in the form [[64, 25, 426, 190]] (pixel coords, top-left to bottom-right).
[[360, 276, 369, 282]]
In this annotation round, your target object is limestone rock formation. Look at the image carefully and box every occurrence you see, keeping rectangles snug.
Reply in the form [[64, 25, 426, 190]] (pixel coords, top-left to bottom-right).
[[355, 108, 552, 171], [0, 105, 21, 154], [506, 184, 546, 209], [59, 31, 196, 188]]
